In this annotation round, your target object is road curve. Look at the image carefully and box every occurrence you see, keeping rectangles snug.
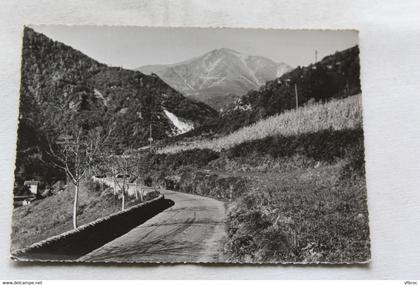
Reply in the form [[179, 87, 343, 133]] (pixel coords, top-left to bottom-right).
[[78, 190, 227, 263]]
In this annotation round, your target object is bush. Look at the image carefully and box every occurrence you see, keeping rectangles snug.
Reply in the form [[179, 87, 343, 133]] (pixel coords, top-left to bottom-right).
[[85, 179, 103, 192], [340, 138, 366, 179], [224, 164, 370, 263], [138, 148, 220, 182], [164, 175, 181, 190], [144, 176, 153, 187], [152, 148, 219, 168], [175, 170, 249, 201], [144, 190, 160, 201], [225, 128, 364, 163]]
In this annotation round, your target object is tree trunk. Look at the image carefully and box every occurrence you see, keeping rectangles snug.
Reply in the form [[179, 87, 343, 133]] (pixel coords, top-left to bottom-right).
[[121, 180, 125, 211], [73, 182, 79, 229], [135, 180, 139, 200], [140, 183, 144, 202], [121, 191, 125, 210]]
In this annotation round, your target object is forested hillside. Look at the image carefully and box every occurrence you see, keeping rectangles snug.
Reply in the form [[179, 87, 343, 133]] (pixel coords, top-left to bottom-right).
[[14, 27, 217, 192], [188, 46, 361, 136]]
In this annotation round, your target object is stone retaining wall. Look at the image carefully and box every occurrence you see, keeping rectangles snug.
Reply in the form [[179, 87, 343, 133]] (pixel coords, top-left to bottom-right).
[[11, 194, 173, 261]]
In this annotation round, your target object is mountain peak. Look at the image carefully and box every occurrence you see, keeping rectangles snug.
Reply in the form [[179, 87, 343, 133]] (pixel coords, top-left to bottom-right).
[[136, 49, 292, 110], [210, 48, 240, 54]]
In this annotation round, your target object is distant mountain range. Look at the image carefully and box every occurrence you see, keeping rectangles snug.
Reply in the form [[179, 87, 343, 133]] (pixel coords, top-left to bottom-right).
[[136, 48, 291, 110]]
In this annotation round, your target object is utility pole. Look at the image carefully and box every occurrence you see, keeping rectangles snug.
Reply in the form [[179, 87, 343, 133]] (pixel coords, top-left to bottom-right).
[[315, 49, 318, 63], [148, 124, 153, 151], [295, 83, 300, 133], [148, 92, 155, 152]]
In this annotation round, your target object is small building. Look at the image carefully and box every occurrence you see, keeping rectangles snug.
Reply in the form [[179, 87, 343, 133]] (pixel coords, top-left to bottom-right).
[[13, 195, 36, 208], [24, 180, 39, 195]]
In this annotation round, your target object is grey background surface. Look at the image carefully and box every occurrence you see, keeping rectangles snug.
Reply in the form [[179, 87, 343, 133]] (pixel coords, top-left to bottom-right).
[[1, 0, 419, 279]]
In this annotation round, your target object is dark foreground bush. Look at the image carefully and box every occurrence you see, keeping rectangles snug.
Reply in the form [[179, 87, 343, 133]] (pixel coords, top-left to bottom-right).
[[85, 179, 109, 192], [141, 148, 220, 180], [166, 169, 249, 202], [224, 163, 370, 263], [225, 128, 364, 163]]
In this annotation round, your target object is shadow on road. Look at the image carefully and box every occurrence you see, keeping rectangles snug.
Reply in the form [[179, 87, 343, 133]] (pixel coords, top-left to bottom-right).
[[13, 198, 175, 261], [82, 211, 200, 262]]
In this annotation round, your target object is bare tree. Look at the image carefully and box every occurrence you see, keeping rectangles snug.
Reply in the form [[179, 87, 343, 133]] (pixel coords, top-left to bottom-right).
[[125, 151, 144, 202], [45, 126, 112, 229], [99, 150, 145, 210], [132, 151, 145, 202], [108, 154, 134, 210]]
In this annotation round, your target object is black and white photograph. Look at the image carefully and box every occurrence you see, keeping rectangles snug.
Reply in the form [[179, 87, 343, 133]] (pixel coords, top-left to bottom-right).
[[10, 26, 370, 264]]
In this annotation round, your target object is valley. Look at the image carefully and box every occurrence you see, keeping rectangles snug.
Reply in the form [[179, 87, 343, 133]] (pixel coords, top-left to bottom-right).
[[11, 27, 369, 264]]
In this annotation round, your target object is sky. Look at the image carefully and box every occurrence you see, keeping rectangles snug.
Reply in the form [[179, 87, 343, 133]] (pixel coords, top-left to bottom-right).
[[31, 25, 358, 69]]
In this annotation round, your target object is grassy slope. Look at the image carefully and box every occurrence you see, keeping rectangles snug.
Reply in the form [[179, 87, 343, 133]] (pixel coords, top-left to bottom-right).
[[11, 182, 141, 251], [223, 158, 369, 263], [141, 128, 370, 262], [144, 142, 369, 262], [140, 95, 370, 263], [160, 95, 362, 153]]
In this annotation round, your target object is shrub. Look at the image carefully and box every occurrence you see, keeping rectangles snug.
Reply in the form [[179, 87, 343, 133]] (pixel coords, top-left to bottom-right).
[[144, 176, 153, 187], [138, 148, 220, 182], [85, 179, 102, 192], [172, 170, 250, 202], [144, 190, 160, 201], [224, 164, 370, 263], [225, 128, 364, 163]]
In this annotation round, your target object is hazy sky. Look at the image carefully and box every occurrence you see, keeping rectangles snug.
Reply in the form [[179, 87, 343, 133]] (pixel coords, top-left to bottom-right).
[[31, 25, 358, 69]]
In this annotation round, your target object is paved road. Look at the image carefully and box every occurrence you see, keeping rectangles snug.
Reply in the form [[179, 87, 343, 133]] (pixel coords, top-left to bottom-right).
[[78, 190, 227, 263]]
